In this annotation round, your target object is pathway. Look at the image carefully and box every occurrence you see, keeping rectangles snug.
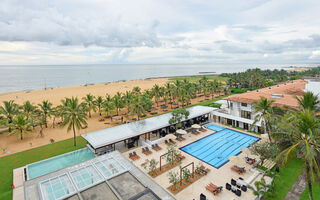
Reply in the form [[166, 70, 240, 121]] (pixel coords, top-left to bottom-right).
[[284, 171, 306, 200]]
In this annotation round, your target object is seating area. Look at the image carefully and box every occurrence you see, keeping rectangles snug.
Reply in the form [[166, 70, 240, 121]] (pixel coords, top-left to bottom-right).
[[151, 144, 162, 151], [142, 147, 152, 155], [205, 182, 223, 195], [225, 178, 248, 197], [129, 151, 140, 160]]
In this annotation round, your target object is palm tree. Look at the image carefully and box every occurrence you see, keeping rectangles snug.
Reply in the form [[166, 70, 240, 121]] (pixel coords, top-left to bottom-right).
[[251, 97, 275, 142], [152, 84, 161, 106], [130, 95, 145, 120], [123, 91, 133, 120], [38, 100, 53, 128], [61, 97, 87, 146], [94, 96, 104, 116], [296, 92, 320, 112], [102, 99, 114, 120], [8, 114, 32, 140], [112, 92, 123, 116], [82, 93, 96, 118], [0, 100, 19, 132], [275, 109, 320, 200], [21, 101, 37, 120]]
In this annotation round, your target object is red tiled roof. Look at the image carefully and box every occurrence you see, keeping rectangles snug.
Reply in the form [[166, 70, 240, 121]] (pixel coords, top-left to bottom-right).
[[224, 79, 307, 109]]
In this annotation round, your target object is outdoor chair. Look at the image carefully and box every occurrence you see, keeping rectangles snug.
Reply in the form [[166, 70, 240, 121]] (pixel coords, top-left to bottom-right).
[[206, 183, 222, 195], [231, 178, 237, 186], [152, 144, 162, 151], [245, 157, 256, 165], [145, 147, 152, 155], [226, 183, 232, 190], [241, 185, 247, 192], [236, 189, 241, 197], [200, 193, 207, 200], [132, 151, 140, 160]]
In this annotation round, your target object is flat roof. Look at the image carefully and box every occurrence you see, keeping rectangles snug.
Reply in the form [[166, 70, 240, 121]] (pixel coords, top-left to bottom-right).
[[225, 79, 307, 108], [82, 105, 215, 149], [24, 151, 175, 200]]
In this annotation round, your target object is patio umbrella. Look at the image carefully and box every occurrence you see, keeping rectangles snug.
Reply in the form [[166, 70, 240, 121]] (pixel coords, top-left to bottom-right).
[[229, 156, 246, 167], [165, 134, 176, 140], [176, 129, 187, 135], [191, 124, 201, 129], [241, 148, 252, 156]]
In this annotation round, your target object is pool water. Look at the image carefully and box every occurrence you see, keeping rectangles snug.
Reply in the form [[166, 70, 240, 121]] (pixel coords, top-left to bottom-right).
[[27, 148, 95, 180], [180, 125, 259, 168]]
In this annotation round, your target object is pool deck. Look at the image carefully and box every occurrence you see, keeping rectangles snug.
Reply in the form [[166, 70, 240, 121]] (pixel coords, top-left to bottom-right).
[[13, 167, 25, 200], [123, 123, 270, 200]]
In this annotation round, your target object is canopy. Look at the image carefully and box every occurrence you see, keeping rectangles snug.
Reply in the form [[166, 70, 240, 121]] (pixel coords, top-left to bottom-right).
[[176, 129, 187, 135], [165, 134, 176, 139], [191, 124, 201, 129], [229, 156, 246, 167]]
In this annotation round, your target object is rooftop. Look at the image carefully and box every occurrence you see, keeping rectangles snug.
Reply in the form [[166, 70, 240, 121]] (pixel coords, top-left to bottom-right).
[[82, 105, 215, 149], [224, 79, 308, 108], [24, 151, 175, 200]]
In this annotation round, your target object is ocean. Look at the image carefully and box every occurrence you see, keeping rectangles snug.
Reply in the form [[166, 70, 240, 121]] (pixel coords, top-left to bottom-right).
[[0, 63, 318, 94]]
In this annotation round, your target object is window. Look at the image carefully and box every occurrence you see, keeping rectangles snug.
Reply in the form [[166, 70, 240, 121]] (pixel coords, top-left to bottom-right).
[[241, 103, 247, 107], [241, 110, 251, 119], [230, 103, 233, 108]]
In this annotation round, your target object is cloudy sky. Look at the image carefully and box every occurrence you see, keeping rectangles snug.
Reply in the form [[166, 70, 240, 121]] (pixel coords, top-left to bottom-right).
[[0, 0, 320, 65]]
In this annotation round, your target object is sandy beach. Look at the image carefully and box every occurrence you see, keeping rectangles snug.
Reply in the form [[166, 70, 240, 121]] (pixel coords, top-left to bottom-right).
[[0, 78, 171, 157]]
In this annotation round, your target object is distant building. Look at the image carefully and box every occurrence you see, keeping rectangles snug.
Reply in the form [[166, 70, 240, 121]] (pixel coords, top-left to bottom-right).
[[212, 79, 308, 132]]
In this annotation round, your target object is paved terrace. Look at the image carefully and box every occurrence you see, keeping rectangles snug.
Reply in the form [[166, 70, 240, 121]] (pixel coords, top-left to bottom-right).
[[124, 123, 272, 200]]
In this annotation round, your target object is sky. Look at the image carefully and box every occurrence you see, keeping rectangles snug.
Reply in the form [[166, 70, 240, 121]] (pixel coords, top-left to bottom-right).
[[0, 0, 320, 65]]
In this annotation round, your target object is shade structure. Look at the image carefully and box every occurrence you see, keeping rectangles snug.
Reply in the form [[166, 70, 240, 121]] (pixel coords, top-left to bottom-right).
[[176, 129, 187, 135], [229, 156, 246, 167], [165, 134, 176, 139], [191, 124, 201, 129]]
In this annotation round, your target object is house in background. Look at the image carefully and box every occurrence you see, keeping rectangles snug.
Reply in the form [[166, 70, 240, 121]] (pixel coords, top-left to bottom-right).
[[212, 79, 308, 132]]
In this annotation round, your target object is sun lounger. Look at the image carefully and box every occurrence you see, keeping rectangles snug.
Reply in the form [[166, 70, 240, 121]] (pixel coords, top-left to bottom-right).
[[199, 127, 207, 132], [200, 193, 207, 200], [245, 157, 256, 165], [169, 139, 176, 144], [129, 152, 140, 160], [152, 144, 162, 151], [142, 147, 152, 155], [231, 165, 246, 174], [206, 183, 223, 195], [176, 136, 185, 141]]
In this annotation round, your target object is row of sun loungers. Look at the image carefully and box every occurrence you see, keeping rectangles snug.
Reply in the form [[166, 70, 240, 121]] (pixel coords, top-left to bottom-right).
[[165, 139, 176, 145], [151, 144, 162, 151], [231, 165, 246, 174], [142, 147, 152, 155]]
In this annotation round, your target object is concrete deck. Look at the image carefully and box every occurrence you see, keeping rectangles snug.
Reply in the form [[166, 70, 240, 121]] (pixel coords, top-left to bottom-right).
[[123, 123, 266, 200], [13, 167, 25, 200]]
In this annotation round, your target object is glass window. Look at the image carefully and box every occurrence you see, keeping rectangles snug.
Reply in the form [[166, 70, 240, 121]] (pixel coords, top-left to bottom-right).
[[241, 103, 247, 107], [70, 165, 103, 190], [40, 174, 76, 200]]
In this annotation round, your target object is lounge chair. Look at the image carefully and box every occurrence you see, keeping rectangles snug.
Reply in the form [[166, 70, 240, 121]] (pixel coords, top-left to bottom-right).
[[169, 139, 176, 144], [132, 151, 140, 160], [165, 140, 169, 145], [206, 183, 222, 195], [245, 157, 256, 165], [199, 127, 207, 132], [231, 165, 246, 174], [145, 147, 152, 155], [176, 136, 185, 141], [152, 144, 162, 151]]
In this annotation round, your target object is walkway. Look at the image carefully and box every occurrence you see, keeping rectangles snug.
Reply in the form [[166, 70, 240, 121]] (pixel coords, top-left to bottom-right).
[[284, 171, 306, 200]]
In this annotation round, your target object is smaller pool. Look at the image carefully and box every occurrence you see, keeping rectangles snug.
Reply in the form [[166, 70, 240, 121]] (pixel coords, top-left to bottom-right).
[[206, 124, 225, 132], [27, 148, 95, 180]]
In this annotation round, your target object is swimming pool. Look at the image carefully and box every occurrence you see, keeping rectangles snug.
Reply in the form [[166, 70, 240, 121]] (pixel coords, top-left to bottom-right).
[[180, 125, 259, 168], [27, 148, 95, 180]]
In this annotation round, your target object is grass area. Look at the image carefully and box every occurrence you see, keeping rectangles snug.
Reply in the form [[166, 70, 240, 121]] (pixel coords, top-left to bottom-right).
[[270, 159, 303, 200], [300, 182, 320, 199], [0, 137, 87, 200], [168, 75, 229, 83]]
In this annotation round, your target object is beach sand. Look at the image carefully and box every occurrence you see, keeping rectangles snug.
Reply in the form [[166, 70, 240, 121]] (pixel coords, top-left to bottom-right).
[[0, 78, 170, 157]]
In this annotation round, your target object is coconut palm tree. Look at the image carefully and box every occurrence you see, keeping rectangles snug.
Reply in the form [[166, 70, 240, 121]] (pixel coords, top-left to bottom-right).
[[38, 100, 53, 128], [94, 96, 104, 116], [21, 101, 37, 120], [152, 84, 162, 106], [82, 93, 96, 118], [112, 92, 123, 116], [8, 114, 32, 140], [102, 99, 114, 120], [130, 95, 145, 120], [61, 97, 87, 146], [296, 92, 320, 112], [275, 109, 320, 200], [251, 97, 275, 142], [0, 100, 19, 132], [123, 91, 133, 120]]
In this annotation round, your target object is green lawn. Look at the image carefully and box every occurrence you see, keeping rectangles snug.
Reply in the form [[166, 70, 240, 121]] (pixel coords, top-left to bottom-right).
[[300, 182, 320, 199], [0, 137, 87, 200], [168, 75, 229, 82], [270, 159, 303, 200]]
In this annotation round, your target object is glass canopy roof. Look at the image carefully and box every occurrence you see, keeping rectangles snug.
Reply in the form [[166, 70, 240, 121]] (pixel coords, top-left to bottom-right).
[[39, 154, 127, 200], [82, 105, 214, 149]]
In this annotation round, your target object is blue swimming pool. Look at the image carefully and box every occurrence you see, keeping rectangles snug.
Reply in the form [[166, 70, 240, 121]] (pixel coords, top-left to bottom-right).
[[27, 148, 95, 180], [180, 125, 259, 168]]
